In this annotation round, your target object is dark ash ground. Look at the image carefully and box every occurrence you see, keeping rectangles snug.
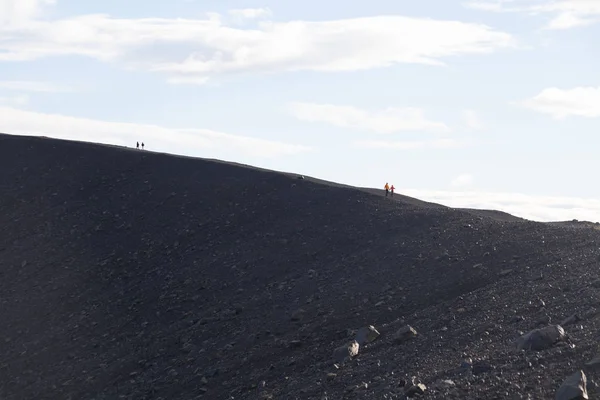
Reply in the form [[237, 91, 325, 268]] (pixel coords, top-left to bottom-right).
[[1, 133, 599, 399]]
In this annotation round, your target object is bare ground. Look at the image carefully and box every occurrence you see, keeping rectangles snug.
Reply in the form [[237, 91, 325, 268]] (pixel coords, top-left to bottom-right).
[[1, 133, 599, 399]]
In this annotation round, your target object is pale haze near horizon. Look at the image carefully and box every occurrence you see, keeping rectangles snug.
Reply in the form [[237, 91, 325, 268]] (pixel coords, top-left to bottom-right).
[[0, 0, 599, 223]]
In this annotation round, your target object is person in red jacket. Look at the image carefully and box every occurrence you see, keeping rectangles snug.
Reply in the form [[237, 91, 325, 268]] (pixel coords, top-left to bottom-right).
[[390, 184, 395, 197]]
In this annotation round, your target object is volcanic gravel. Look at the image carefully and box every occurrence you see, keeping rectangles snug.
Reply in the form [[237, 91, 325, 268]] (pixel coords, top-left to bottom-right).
[[1, 133, 600, 399]]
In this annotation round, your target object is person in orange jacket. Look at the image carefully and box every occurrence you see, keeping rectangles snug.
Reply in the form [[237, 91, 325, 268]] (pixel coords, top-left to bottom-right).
[[390, 184, 395, 197], [384, 182, 390, 197]]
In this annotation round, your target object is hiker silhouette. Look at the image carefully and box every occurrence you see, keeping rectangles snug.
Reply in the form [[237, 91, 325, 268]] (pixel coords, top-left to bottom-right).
[[141, 142, 145, 150], [136, 142, 139, 149]]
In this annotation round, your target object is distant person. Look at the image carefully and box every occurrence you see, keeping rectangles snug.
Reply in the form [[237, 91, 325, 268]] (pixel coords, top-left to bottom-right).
[[384, 182, 389, 197], [136, 141, 139, 149], [390, 184, 395, 197], [141, 142, 145, 150]]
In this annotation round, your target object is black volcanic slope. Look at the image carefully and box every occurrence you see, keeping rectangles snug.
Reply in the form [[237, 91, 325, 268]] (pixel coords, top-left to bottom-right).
[[2, 133, 600, 399]]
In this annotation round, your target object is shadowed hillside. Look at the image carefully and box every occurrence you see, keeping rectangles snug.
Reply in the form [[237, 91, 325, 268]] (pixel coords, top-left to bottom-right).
[[2, 133, 600, 399]]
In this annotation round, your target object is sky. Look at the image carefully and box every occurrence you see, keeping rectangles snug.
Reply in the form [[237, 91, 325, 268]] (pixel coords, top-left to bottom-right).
[[0, 0, 599, 222]]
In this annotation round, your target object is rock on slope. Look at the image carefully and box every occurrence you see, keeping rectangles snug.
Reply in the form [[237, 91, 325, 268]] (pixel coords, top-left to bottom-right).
[[1, 134, 600, 399]]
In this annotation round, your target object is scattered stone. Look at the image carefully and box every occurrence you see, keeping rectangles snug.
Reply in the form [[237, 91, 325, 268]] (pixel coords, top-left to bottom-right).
[[537, 315, 552, 326], [516, 325, 566, 351], [382, 283, 393, 292], [290, 309, 305, 321], [288, 340, 303, 349], [405, 382, 427, 397], [500, 269, 513, 276], [332, 340, 359, 364], [394, 325, 417, 344], [561, 314, 580, 327], [555, 370, 588, 400], [431, 379, 456, 390], [460, 359, 473, 370], [591, 279, 600, 289], [472, 359, 493, 375], [355, 325, 380, 345]]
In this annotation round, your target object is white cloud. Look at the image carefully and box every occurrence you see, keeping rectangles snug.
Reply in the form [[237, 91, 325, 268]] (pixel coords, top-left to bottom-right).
[[0, 0, 55, 26], [288, 103, 450, 133], [166, 76, 210, 86], [463, 109, 484, 130], [518, 86, 600, 119], [0, 80, 74, 92], [0, 12, 516, 83], [353, 138, 466, 149], [464, 0, 600, 29], [545, 11, 595, 29], [0, 107, 312, 158], [464, 0, 529, 13], [404, 188, 600, 223], [451, 173, 474, 187], [0, 94, 29, 106], [228, 8, 272, 20]]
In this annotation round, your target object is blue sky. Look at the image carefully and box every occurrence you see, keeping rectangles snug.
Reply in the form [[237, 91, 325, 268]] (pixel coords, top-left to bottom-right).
[[1, 0, 599, 222]]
